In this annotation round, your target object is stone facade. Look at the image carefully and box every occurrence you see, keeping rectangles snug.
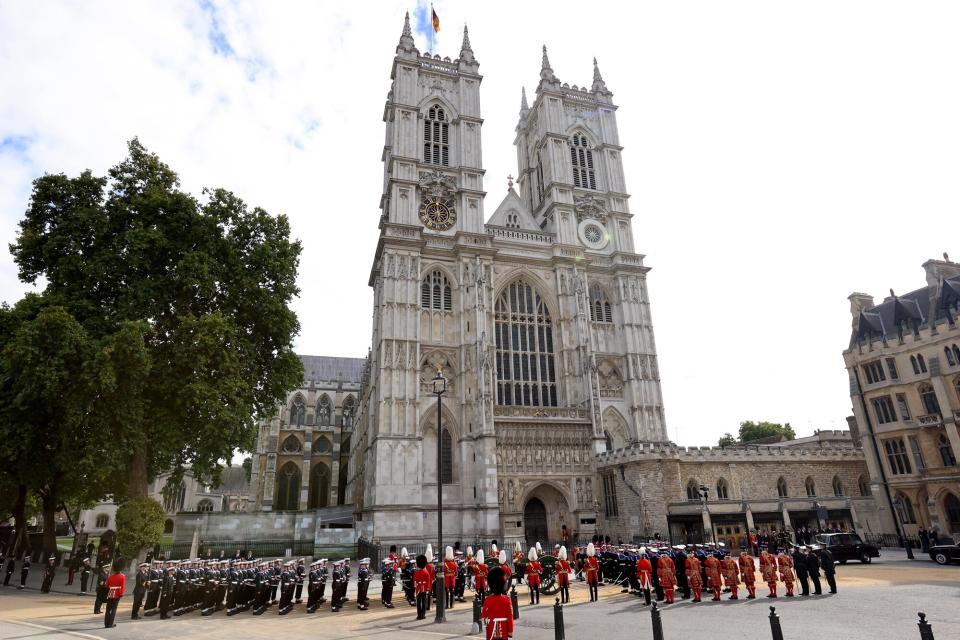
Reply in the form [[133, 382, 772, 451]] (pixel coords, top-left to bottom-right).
[[349, 17, 668, 546], [250, 355, 364, 512], [596, 435, 883, 547], [844, 255, 960, 540]]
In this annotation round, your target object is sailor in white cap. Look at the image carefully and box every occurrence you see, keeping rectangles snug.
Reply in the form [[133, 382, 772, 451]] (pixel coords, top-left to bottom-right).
[[357, 558, 371, 610]]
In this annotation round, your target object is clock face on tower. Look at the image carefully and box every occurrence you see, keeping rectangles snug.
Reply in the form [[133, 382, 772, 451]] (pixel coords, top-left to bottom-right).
[[419, 197, 457, 231]]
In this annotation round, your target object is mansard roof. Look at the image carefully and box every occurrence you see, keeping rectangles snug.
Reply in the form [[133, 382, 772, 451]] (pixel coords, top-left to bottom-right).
[[486, 186, 539, 231], [298, 355, 365, 385], [850, 273, 960, 346]]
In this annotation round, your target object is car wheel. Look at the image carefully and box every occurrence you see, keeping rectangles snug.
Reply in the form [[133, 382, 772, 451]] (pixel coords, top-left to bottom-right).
[[859, 552, 871, 564], [933, 553, 948, 566]]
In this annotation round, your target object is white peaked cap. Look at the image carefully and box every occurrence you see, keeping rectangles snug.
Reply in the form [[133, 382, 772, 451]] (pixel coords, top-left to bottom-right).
[[587, 542, 596, 557], [401, 547, 407, 557], [476, 550, 485, 563], [515, 541, 522, 552], [498, 550, 507, 564], [528, 547, 537, 562], [467, 546, 474, 556], [536, 542, 542, 553], [445, 546, 454, 561], [640, 547, 647, 555], [425, 547, 434, 562], [559, 546, 568, 560]]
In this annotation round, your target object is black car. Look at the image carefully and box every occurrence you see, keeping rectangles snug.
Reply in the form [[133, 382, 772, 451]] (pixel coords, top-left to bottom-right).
[[928, 542, 960, 565], [815, 533, 880, 564]]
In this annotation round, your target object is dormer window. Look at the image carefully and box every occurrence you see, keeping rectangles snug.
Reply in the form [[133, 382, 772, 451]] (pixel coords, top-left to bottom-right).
[[424, 105, 449, 166], [570, 133, 596, 190]]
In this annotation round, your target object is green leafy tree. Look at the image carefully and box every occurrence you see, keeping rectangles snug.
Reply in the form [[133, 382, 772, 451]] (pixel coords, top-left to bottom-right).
[[738, 420, 796, 443], [717, 433, 737, 448], [115, 497, 166, 563], [9, 139, 303, 498]]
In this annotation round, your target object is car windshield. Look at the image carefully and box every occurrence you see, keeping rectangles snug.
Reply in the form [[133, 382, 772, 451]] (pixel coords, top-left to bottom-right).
[[815, 535, 831, 544]]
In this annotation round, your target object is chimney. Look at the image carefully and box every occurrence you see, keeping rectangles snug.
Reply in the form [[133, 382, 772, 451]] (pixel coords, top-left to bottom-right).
[[922, 253, 960, 288], [848, 292, 874, 328]]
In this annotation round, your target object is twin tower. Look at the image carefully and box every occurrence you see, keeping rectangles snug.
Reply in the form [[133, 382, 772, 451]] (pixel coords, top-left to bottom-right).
[[347, 13, 668, 546]]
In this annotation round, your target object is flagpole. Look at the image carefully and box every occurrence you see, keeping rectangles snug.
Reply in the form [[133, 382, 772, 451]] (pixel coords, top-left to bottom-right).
[[430, 3, 435, 53]]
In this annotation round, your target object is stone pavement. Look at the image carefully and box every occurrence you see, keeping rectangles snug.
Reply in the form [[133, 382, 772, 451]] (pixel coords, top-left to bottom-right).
[[0, 551, 956, 640]]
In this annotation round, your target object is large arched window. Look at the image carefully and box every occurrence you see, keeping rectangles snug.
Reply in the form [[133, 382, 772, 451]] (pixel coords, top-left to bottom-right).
[[290, 394, 306, 427], [440, 429, 453, 484], [196, 499, 214, 512], [805, 476, 817, 497], [716, 478, 729, 500], [857, 474, 871, 496], [589, 284, 613, 323], [494, 280, 557, 406], [946, 346, 957, 367], [569, 133, 596, 190], [832, 476, 844, 497], [308, 462, 330, 509], [776, 476, 789, 498], [282, 434, 302, 454], [424, 105, 449, 166], [686, 479, 700, 501], [893, 493, 916, 524], [938, 434, 957, 466], [421, 270, 452, 311], [919, 383, 941, 415], [275, 461, 301, 511], [313, 436, 333, 454], [163, 481, 186, 513], [317, 395, 331, 426], [910, 354, 928, 374]]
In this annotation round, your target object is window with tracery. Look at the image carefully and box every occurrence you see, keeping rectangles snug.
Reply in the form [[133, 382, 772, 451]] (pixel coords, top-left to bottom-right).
[[282, 435, 302, 454], [589, 284, 613, 323], [317, 395, 331, 426], [196, 499, 214, 512], [716, 478, 729, 500], [440, 429, 453, 484], [495, 280, 557, 406], [919, 383, 941, 415], [275, 462, 301, 511], [686, 479, 700, 501], [424, 105, 449, 166], [290, 395, 306, 427], [570, 133, 596, 190], [421, 270, 452, 311], [342, 395, 356, 427]]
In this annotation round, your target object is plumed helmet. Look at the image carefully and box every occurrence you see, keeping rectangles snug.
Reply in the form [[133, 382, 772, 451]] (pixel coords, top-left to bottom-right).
[[536, 541, 542, 553], [587, 542, 596, 557], [559, 546, 568, 560], [476, 550, 485, 563], [425, 546, 434, 563], [491, 543, 498, 553], [467, 546, 474, 557], [445, 546, 454, 561], [640, 547, 647, 555], [498, 550, 507, 564], [514, 541, 522, 552], [400, 547, 407, 557], [528, 547, 537, 562]]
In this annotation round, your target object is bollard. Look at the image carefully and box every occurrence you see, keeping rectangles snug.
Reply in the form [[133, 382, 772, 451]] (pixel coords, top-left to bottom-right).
[[768, 606, 785, 640], [510, 585, 520, 619], [553, 597, 565, 640], [472, 594, 483, 635], [650, 601, 664, 640], [917, 612, 935, 640]]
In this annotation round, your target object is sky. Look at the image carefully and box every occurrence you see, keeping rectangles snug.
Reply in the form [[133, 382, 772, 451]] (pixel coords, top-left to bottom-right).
[[1, 1, 958, 446]]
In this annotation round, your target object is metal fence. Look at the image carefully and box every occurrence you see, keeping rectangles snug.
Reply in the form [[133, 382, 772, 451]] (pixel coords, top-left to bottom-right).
[[864, 533, 922, 549]]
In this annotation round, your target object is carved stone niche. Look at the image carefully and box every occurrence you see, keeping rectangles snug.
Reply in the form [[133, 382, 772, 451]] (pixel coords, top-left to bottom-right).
[[597, 359, 624, 398], [420, 350, 456, 392], [573, 194, 607, 222]]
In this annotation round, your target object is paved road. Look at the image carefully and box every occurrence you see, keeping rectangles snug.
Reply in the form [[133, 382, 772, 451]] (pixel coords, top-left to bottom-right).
[[0, 553, 955, 639]]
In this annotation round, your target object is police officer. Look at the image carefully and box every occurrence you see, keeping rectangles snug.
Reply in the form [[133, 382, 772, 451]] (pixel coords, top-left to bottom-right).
[[132, 562, 149, 619], [357, 557, 371, 610]]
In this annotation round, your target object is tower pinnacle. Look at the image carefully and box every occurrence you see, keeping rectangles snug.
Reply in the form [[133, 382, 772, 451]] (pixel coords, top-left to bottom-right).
[[540, 45, 555, 81], [520, 86, 529, 113], [591, 57, 608, 93], [459, 23, 475, 64], [397, 11, 416, 53]]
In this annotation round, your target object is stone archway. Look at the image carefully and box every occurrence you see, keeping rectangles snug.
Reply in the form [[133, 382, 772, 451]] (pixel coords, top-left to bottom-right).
[[521, 483, 571, 546]]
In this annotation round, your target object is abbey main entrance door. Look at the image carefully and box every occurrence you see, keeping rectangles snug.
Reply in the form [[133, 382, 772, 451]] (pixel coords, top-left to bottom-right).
[[524, 497, 548, 543]]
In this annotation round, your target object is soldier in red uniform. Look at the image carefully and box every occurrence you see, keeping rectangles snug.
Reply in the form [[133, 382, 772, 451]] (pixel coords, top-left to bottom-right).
[[555, 546, 571, 604], [443, 546, 458, 609], [777, 549, 795, 597], [498, 550, 511, 584], [759, 549, 778, 598], [657, 550, 677, 604], [637, 547, 654, 605], [738, 550, 757, 599], [425, 545, 436, 611], [414, 555, 431, 620], [525, 548, 542, 604], [481, 567, 514, 640], [512, 542, 524, 588], [684, 550, 702, 603], [584, 542, 600, 602], [475, 550, 489, 603], [704, 550, 722, 601], [721, 551, 740, 600]]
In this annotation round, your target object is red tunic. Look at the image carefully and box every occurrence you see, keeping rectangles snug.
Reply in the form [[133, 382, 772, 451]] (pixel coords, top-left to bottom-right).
[[105, 572, 126, 599], [584, 557, 599, 585], [738, 553, 756, 585], [555, 559, 571, 586], [482, 594, 514, 640], [657, 555, 676, 588], [636, 557, 653, 588], [684, 556, 702, 588], [526, 560, 542, 588], [704, 555, 722, 587], [760, 552, 778, 583], [443, 560, 457, 588], [414, 568, 432, 595], [500, 563, 512, 581], [722, 557, 740, 586], [426, 563, 436, 583], [475, 563, 489, 591]]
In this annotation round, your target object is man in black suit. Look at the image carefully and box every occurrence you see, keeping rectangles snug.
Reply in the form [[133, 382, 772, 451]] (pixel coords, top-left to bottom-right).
[[818, 547, 837, 594], [804, 547, 822, 595], [792, 546, 809, 596]]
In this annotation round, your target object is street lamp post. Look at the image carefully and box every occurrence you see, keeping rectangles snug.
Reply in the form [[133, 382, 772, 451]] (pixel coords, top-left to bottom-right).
[[432, 369, 447, 624], [699, 485, 717, 545]]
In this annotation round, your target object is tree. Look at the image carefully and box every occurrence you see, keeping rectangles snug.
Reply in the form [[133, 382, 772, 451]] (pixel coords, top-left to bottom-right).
[[115, 497, 165, 563], [738, 421, 796, 444], [9, 140, 303, 499], [717, 433, 737, 448]]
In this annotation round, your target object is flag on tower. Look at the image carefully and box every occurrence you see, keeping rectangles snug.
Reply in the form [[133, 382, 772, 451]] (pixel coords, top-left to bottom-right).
[[431, 5, 440, 32]]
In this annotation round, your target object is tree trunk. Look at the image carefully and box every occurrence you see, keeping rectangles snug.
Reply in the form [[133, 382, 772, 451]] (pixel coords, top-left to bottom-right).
[[127, 444, 149, 498], [40, 490, 59, 560], [11, 484, 27, 557]]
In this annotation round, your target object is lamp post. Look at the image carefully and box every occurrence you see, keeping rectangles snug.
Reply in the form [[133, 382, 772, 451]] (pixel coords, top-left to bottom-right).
[[699, 485, 717, 545], [432, 368, 447, 623]]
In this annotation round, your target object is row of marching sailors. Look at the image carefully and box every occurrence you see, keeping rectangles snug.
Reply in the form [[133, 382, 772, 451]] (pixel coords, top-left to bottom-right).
[[128, 556, 368, 620]]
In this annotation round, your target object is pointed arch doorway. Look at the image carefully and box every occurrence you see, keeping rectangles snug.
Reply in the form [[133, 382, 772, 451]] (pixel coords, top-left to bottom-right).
[[524, 498, 548, 544]]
